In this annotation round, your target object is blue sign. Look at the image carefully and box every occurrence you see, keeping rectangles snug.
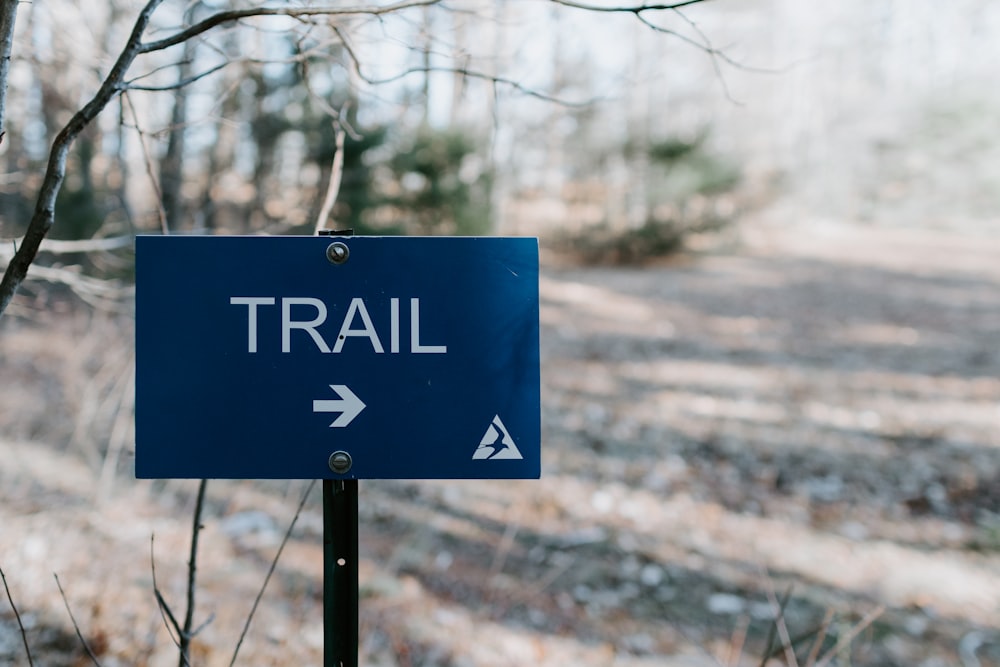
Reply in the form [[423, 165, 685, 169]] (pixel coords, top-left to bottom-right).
[[135, 235, 540, 480]]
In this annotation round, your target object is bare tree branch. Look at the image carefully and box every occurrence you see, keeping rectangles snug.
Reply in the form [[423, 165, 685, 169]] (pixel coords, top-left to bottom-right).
[[0, 236, 134, 308], [0, 235, 132, 254], [126, 61, 229, 92], [552, 0, 766, 102], [0, 0, 165, 318], [642, 10, 740, 103], [333, 25, 598, 107], [761, 581, 800, 667], [5, 264, 132, 298], [178, 479, 208, 667], [230, 480, 317, 667], [0, 0, 445, 317], [315, 123, 347, 234], [122, 91, 168, 234], [150, 536, 187, 660], [376, 65, 599, 106], [805, 609, 835, 666], [548, 0, 711, 12], [814, 605, 885, 667], [53, 574, 104, 667], [138, 0, 442, 55], [0, 565, 34, 667]]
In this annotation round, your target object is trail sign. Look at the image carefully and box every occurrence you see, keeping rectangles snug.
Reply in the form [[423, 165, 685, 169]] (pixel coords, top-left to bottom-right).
[[135, 235, 540, 480]]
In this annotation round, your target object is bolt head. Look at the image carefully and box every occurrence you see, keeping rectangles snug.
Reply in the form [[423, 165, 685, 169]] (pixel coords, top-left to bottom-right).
[[326, 241, 350, 264], [328, 450, 353, 474]]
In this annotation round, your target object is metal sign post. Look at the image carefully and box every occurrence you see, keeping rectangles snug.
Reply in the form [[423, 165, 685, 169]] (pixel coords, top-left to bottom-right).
[[135, 234, 541, 666], [324, 479, 358, 667]]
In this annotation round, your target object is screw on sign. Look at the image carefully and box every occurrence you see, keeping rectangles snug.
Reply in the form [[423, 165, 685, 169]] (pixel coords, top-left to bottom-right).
[[328, 451, 353, 474], [135, 234, 540, 666]]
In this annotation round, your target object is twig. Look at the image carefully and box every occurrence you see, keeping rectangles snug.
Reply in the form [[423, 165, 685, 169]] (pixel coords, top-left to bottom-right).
[[813, 605, 885, 667], [230, 479, 317, 667], [763, 583, 799, 667], [97, 360, 136, 502], [488, 515, 520, 577], [150, 536, 186, 658], [805, 609, 834, 666], [757, 580, 794, 667], [0, 566, 34, 666], [314, 123, 347, 234], [137, 0, 442, 54], [179, 479, 209, 667], [121, 91, 168, 234], [53, 573, 104, 667], [726, 615, 748, 667], [335, 22, 598, 108], [6, 264, 131, 296], [0, 235, 134, 254], [667, 8, 740, 104], [125, 61, 229, 92], [548, 0, 710, 11]]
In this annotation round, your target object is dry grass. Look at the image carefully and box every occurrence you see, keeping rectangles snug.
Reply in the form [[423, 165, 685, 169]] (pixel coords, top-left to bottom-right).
[[2, 220, 1000, 666]]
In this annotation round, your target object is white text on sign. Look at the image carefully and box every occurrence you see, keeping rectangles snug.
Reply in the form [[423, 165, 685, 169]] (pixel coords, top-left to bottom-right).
[[230, 297, 447, 354]]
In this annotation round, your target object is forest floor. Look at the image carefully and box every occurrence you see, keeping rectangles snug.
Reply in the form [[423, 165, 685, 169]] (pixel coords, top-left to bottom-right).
[[1, 218, 999, 666]]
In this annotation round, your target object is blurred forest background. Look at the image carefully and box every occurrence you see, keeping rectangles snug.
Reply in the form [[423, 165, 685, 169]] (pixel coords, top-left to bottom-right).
[[2, 0, 998, 260], [2, 1, 1000, 666]]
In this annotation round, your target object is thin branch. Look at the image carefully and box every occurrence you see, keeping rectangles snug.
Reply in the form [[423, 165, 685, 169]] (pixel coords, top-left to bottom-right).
[[757, 578, 792, 667], [813, 605, 885, 667], [632, 12, 718, 59], [122, 58, 195, 87], [666, 8, 739, 103], [154, 589, 184, 644], [0, 235, 134, 307], [150, 536, 186, 659], [548, 0, 711, 13], [25, 235, 133, 254], [178, 479, 209, 667], [128, 36, 348, 95], [138, 0, 441, 55], [763, 583, 800, 667], [726, 615, 748, 667], [122, 92, 168, 234], [230, 480, 317, 667], [125, 61, 229, 92], [0, 566, 34, 667], [53, 574, 104, 667], [805, 609, 834, 666], [384, 66, 598, 106], [190, 612, 216, 639], [315, 123, 347, 234], [554, 0, 770, 105], [3, 264, 132, 299], [334, 25, 597, 107]]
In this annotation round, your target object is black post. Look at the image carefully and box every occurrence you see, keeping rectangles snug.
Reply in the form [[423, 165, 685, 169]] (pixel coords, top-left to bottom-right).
[[324, 479, 359, 667]]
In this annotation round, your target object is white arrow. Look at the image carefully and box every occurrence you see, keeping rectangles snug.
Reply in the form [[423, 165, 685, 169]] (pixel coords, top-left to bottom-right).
[[312, 384, 366, 427]]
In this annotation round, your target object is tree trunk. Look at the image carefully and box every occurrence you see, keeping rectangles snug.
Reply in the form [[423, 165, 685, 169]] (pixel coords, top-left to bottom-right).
[[0, 0, 18, 145]]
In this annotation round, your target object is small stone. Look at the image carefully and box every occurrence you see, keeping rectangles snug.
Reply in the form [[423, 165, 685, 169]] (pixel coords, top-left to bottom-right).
[[707, 592, 746, 615], [639, 563, 664, 587]]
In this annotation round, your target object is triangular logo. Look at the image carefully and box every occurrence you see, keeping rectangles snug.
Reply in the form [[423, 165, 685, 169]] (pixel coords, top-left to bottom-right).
[[472, 415, 523, 460]]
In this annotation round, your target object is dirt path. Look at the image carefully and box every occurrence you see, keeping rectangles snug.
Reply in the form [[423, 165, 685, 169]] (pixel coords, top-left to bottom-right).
[[1, 220, 999, 666]]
